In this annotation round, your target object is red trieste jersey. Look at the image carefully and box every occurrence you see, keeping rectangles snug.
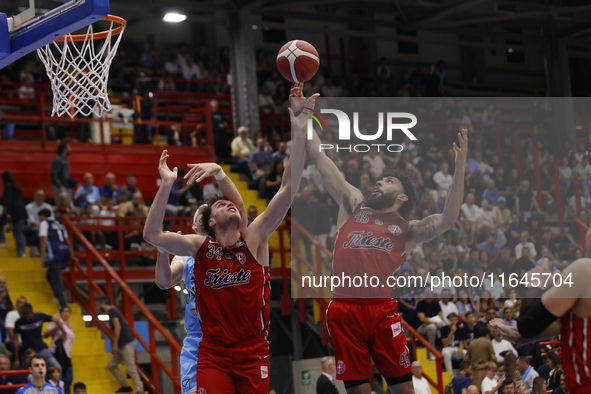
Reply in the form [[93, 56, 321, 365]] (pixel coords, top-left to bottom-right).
[[332, 202, 408, 299], [561, 312, 591, 393], [194, 236, 271, 346]]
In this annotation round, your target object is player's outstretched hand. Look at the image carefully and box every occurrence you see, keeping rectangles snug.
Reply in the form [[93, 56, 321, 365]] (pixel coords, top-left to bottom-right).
[[453, 128, 468, 166], [184, 162, 222, 185], [289, 82, 320, 114], [158, 150, 178, 185]]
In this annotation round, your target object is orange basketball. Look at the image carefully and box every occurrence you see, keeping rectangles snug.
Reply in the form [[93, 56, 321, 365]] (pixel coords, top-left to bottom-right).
[[276, 40, 320, 83]]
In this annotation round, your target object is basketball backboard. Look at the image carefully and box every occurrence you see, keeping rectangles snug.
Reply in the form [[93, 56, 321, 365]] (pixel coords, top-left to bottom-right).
[[0, 0, 109, 69]]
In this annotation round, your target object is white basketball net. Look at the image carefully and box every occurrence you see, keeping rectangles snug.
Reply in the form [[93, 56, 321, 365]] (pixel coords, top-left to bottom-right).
[[36, 18, 125, 118]]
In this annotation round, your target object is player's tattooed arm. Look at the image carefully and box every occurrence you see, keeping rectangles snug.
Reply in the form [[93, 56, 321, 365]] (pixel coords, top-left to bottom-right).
[[407, 129, 467, 248]]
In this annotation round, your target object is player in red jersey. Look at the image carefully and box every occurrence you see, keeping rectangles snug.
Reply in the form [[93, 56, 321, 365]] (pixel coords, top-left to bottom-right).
[[490, 258, 591, 394], [143, 87, 318, 393], [298, 83, 469, 393]]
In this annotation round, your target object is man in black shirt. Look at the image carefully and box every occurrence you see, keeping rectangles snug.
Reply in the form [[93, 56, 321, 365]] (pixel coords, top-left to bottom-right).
[[13, 303, 63, 370], [200, 98, 229, 159], [441, 312, 467, 376], [97, 295, 142, 394], [416, 289, 443, 356], [460, 311, 480, 347], [514, 180, 540, 223]]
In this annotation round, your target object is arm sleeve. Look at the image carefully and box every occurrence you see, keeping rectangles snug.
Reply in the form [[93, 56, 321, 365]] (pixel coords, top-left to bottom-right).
[[171, 255, 187, 283], [41, 313, 53, 323], [39, 221, 48, 237]]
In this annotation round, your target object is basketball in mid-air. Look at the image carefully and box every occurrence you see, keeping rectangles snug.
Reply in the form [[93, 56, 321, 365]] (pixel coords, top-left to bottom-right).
[[276, 40, 320, 83]]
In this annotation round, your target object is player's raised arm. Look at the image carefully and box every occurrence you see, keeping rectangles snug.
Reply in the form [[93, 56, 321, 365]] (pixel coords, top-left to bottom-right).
[[407, 129, 468, 249], [291, 83, 363, 213], [183, 162, 248, 232], [246, 94, 311, 241], [143, 150, 204, 256]]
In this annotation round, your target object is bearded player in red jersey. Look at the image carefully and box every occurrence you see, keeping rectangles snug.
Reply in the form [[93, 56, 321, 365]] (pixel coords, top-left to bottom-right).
[[300, 86, 469, 392], [143, 87, 318, 393], [490, 257, 591, 394]]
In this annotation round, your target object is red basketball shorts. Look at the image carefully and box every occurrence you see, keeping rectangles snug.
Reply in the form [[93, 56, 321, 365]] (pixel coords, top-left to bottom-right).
[[195, 336, 270, 394], [326, 299, 412, 381]]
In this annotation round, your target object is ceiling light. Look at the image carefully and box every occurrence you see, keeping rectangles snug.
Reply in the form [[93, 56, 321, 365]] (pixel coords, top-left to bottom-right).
[[164, 13, 187, 23]]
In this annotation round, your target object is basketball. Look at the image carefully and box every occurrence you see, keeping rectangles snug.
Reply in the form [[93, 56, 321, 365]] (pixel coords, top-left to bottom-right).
[[276, 40, 320, 83]]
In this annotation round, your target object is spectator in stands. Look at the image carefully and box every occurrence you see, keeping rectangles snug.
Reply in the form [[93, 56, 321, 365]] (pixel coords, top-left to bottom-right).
[[96, 295, 143, 394], [546, 350, 563, 391], [250, 138, 273, 189], [265, 159, 283, 200], [44, 306, 74, 394], [506, 214, 526, 249], [478, 232, 500, 258], [481, 365, 504, 394], [515, 231, 537, 259], [465, 327, 496, 391], [411, 361, 431, 394], [56, 193, 74, 218], [39, 209, 76, 308], [492, 196, 511, 233], [0, 276, 12, 323], [263, 71, 282, 96], [551, 375, 568, 394], [121, 173, 140, 202], [200, 98, 229, 159], [454, 361, 473, 394], [503, 380, 517, 394], [47, 365, 65, 393], [1, 353, 27, 392], [166, 169, 191, 217], [461, 193, 485, 241], [51, 140, 73, 206], [463, 249, 481, 275], [416, 289, 443, 358], [117, 192, 148, 250], [0, 172, 26, 257], [439, 289, 459, 325], [73, 382, 87, 394], [433, 161, 453, 191], [490, 327, 517, 364], [441, 312, 466, 377], [99, 197, 117, 250], [203, 180, 222, 199], [272, 141, 290, 167], [99, 173, 122, 206], [230, 126, 255, 179], [73, 173, 100, 210], [24, 189, 53, 254], [258, 85, 275, 114], [516, 356, 539, 394], [182, 57, 202, 87], [456, 289, 477, 317], [514, 180, 540, 223], [13, 303, 63, 370], [531, 376, 547, 394], [5, 296, 25, 363], [483, 179, 501, 206], [315, 356, 337, 394]]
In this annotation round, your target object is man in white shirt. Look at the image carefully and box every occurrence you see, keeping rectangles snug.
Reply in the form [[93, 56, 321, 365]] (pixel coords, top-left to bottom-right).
[[411, 361, 432, 394], [4, 296, 26, 366], [433, 161, 453, 191], [439, 289, 459, 325], [514, 231, 537, 259], [461, 193, 485, 239], [491, 328, 517, 364], [24, 189, 53, 249]]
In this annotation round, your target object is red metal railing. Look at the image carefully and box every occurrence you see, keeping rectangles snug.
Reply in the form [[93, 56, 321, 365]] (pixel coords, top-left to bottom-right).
[[0, 369, 28, 391], [0, 81, 232, 152], [61, 216, 183, 394], [403, 320, 445, 394]]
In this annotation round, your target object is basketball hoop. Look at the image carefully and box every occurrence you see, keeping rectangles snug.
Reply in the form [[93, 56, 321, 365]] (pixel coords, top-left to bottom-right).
[[37, 15, 126, 118]]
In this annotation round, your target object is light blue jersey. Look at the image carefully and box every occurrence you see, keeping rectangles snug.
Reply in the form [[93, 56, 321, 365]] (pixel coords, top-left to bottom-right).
[[175, 256, 202, 394], [180, 256, 202, 336]]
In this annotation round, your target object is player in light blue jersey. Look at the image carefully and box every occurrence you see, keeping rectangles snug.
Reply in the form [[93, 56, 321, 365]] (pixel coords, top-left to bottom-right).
[[155, 163, 247, 394]]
